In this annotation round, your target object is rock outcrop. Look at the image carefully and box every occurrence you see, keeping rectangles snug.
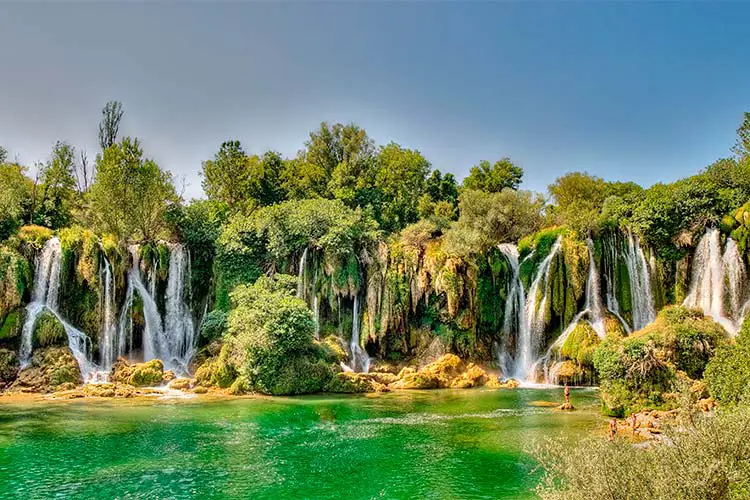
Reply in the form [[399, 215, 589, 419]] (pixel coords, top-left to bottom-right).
[[11, 346, 82, 392]]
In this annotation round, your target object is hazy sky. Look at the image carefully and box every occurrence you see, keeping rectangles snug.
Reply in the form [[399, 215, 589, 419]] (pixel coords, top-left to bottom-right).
[[1, 2, 749, 200]]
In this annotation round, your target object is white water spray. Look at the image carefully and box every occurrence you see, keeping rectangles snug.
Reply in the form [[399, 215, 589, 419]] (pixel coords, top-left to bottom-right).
[[19, 237, 96, 378], [516, 237, 562, 380], [683, 229, 746, 335], [347, 295, 369, 373], [163, 244, 196, 373], [624, 233, 656, 330]]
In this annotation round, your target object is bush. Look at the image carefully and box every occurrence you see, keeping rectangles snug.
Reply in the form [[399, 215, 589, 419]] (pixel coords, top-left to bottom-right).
[[704, 317, 750, 405], [593, 306, 727, 414], [533, 406, 750, 499], [228, 274, 335, 395], [200, 309, 228, 344]]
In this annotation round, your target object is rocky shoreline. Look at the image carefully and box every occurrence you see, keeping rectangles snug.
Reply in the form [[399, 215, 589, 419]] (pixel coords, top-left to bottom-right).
[[1, 350, 524, 400]]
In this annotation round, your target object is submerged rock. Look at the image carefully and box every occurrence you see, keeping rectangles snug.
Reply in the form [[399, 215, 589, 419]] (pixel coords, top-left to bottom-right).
[[486, 377, 520, 389], [556, 402, 575, 411]]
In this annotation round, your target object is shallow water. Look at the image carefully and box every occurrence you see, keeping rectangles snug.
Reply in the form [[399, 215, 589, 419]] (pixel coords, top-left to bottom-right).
[[0, 388, 602, 499]]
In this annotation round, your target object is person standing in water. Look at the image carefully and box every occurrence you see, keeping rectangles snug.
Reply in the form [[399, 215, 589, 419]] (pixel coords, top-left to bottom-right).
[[564, 383, 570, 404], [609, 418, 617, 441]]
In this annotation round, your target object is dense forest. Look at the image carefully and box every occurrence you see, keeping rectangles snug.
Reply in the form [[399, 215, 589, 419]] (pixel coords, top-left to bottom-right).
[[1, 102, 750, 415]]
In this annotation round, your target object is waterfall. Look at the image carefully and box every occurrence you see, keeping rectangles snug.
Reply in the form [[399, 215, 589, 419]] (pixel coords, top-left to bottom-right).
[[19, 237, 96, 378], [99, 256, 118, 371], [497, 243, 527, 378], [163, 243, 196, 373], [602, 234, 632, 334], [312, 266, 320, 339], [683, 229, 746, 335], [517, 237, 562, 381], [118, 278, 134, 357], [624, 232, 656, 330], [20, 238, 62, 365], [347, 295, 369, 373], [125, 246, 165, 362], [296, 247, 308, 300], [534, 238, 605, 384], [584, 238, 606, 339]]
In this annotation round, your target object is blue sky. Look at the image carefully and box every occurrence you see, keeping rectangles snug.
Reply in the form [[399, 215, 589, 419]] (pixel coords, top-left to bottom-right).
[[1, 2, 748, 200]]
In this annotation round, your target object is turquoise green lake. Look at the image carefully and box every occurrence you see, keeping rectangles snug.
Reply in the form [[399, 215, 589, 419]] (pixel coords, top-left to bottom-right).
[[0, 388, 602, 499]]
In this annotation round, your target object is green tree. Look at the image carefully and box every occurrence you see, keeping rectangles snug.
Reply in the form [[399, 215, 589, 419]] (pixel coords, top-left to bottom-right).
[[202, 142, 287, 212], [0, 163, 32, 240], [283, 122, 375, 202], [373, 142, 430, 232], [88, 137, 176, 241], [0, 146, 7, 164], [228, 274, 335, 395], [444, 188, 544, 255], [732, 111, 750, 159], [98, 101, 124, 150], [463, 158, 523, 192], [33, 141, 77, 229]]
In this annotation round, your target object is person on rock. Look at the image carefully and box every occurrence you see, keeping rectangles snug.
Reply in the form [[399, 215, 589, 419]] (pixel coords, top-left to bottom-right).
[[631, 413, 638, 435]]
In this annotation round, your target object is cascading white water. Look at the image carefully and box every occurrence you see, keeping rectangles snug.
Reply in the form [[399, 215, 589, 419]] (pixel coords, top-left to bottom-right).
[[297, 247, 308, 300], [584, 238, 606, 339], [125, 246, 165, 362], [98, 256, 118, 371], [534, 238, 605, 384], [348, 295, 370, 373], [624, 232, 656, 330], [312, 265, 320, 339], [20, 238, 62, 365], [497, 243, 527, 378], [683, 229, 746, 335], [602, 234, 632, 334], [19, 237, 96, 378], [517, 237, 562, 380], [163, 243, 196, 373]]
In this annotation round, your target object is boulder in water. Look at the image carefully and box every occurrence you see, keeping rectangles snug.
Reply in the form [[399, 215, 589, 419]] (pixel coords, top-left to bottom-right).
[[486, 377, 520, 389], [112, 358, 166, 387], [167, 377, 194, 391], [11, 346, 82, 392], [390, 354, 488, 390], [556, 402, 575, 411]]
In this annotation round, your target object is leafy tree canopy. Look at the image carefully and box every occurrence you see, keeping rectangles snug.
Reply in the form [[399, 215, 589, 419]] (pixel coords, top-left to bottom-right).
[[463, 158, 524, 192]]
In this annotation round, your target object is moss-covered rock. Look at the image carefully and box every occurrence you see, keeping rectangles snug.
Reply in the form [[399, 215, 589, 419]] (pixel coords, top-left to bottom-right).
[[0, 309, 24, 348], [194, 344, 238, 389], [111, 358, 166, 387], [32, 311, 67, 348], [389, 354, 488, 390], [167, 377, 194, 391], [0, 348, 20, 388], [319, 335, 348, 363], [11, 346, 82, 392]]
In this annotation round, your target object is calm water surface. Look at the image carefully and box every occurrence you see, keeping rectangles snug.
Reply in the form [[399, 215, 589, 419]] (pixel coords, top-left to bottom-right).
[[0, 388, 602, 499]]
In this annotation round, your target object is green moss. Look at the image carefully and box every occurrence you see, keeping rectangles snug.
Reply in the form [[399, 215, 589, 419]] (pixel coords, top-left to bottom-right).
[[32, 312, 67, 348], [0, 348, 19, 385], [561, 322, 601, 367], [0, 309, 23, 345], [194, 344, 237, 388]]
